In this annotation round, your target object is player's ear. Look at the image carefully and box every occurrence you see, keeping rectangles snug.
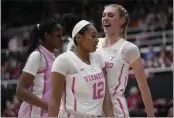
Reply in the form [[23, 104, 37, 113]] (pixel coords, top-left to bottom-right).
[[75, 34, 83, 45], [120, 17, 126, 27]]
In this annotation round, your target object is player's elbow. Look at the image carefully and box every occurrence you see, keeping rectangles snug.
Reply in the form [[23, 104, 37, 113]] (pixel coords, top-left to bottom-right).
[[16, 87, 23, 99], [16, 85, 27, 100]]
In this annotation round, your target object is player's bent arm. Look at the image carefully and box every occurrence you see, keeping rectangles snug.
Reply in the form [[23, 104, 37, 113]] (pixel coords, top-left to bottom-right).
[[102, 68, 114, 117], [16, 72, 48, 110], [48, 72, 65, 117], [130, 57, 155, 117]]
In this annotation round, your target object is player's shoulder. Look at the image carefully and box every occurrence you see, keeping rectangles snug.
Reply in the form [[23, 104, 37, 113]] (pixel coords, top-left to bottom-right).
[[56, 52, 69, 60], [123, 40, 139, 53], [125, 41, 138, 49], [28, 50, 42, 60], [53, 52, 71, 65], [57, 51, 75, 61], [30, 50, 40, 56]]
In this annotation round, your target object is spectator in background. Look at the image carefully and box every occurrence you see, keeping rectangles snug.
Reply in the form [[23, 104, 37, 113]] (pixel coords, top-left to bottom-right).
[[154, 99, 168, 117], [3, 101, 17, 117], [137, 8, 147, 31], [145, 7, 165, 31], [13, 95, 21, 111], [8, 36, 22, 52], [167, 46, 173, 66], [5, 72, 10, 80], [127, 87, 141, 109], [158, 45, 172, 67], [167, 7, 173, 29], [129, 99, 146, 117], [144, 53, 159, 68], [8, 58, 21, 79], [167, 99, 173, 117], [156, 9, 168, 30], [143, 46, 156, 61]]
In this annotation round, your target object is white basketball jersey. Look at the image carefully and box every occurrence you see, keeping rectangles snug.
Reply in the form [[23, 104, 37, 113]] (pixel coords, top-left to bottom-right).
[[97, 38, 129, 101], [59, 51, 105, 117]]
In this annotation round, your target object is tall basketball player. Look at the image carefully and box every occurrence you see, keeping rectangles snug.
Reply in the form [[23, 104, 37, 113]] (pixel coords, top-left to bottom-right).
[[48, 13, 113, 117], [16, 19, 63, 117], [97, 4, 155, 117]]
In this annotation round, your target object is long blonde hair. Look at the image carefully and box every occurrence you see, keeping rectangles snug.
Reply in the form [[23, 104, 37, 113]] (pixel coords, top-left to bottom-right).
[[105, 4, 129, 39]]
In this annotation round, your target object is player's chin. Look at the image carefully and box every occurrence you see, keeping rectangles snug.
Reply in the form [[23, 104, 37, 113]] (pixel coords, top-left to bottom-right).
[[90, 46, 97, 52], [104, 29, 109, 34], [55, 44, 61, 49]]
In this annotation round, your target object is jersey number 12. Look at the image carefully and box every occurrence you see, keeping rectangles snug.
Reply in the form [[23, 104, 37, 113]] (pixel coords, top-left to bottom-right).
[[93, 81, 104, 99]]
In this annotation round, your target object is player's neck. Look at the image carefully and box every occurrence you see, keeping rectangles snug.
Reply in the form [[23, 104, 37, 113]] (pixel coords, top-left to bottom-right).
[[42, 43, 54, 53], [75, 48, 90, 65], [104, 33, 121, 47]]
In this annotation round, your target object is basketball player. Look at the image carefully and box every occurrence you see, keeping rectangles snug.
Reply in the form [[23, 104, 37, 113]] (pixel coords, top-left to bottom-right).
[[97, 4, 155, 117], [16, 19, 63, 117], [48, 13, 113, 117]]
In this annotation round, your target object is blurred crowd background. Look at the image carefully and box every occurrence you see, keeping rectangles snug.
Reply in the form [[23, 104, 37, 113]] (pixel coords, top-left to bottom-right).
[[1, 0, 173, 117]]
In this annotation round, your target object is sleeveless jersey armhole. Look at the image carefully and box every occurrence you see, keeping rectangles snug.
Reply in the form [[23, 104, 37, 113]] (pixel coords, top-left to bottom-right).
[[35, 49, 48, 74]]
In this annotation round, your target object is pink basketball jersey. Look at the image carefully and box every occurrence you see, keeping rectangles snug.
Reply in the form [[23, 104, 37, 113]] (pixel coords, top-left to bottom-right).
[[18, 46, 54, 117]]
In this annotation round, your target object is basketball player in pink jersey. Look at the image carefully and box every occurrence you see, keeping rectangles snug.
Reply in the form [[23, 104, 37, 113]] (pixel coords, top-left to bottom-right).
[[48, 13, 113, 117], [97, 4, 155, 117], [16, 19, 63, 117]]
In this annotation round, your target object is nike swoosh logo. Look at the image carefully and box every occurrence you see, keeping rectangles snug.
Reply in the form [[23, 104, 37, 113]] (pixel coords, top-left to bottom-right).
[[111, 56, 116, 60]]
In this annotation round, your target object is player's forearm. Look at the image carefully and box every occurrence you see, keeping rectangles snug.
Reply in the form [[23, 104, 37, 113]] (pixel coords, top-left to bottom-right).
[[139, 84, 155, 117], [16, 88, 48, 110], [48, 102, 60, 117], [103, 106, 114, 117], [103, 89, 114, 116], [133, 63, 155, 117], [103, 99, 114, 116]]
